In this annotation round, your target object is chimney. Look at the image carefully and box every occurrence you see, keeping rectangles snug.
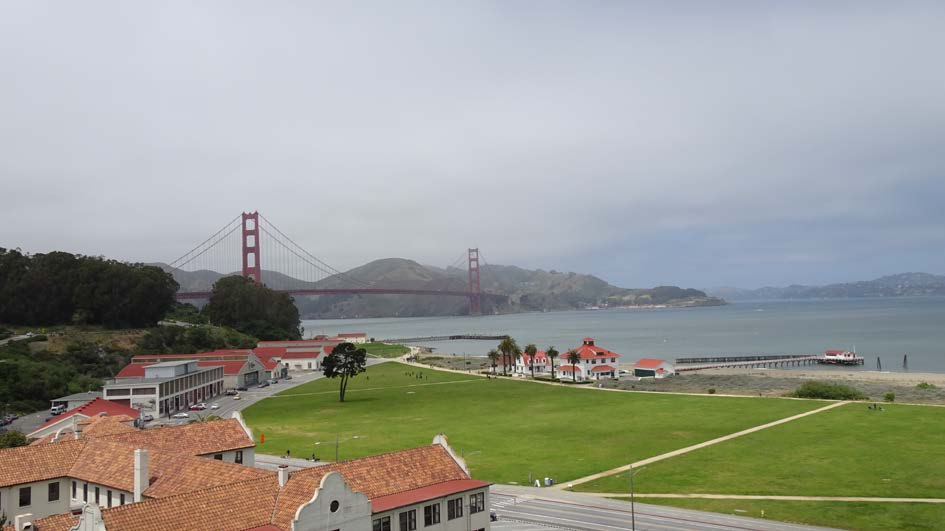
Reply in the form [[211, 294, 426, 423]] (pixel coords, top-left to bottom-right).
[[134, 449, 149, 502], [278, 464, 289, 487], [15, 513, 34, 531]]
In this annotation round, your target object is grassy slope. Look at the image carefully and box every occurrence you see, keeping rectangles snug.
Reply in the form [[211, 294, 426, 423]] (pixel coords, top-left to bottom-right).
[[242, 362, 823, 484], [578, 403, 945, 498], [360, 342, 410, 358], [631, 498, 945, 531]]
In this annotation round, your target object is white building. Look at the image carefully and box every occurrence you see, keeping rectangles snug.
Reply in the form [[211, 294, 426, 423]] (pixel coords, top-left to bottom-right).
[[513, 350, 552, 376], [557, 337, 621, 381], [106, 360, 225, 417], [632, 358, 675, 378]]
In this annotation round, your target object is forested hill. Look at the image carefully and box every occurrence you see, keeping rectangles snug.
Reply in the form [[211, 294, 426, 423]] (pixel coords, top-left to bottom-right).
[[709, 272, 945, 301], [160, 258, 724, 318]]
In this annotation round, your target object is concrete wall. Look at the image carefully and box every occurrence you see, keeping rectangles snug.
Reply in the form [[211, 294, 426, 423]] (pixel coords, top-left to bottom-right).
[[0, 478, 69, 522], [70, 479, 132, 510], [292, 471, 372, 531]]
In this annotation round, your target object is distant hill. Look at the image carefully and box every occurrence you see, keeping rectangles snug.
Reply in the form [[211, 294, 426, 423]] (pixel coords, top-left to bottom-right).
[[708, 272, 945, 301], [156, 259, 724, 318]]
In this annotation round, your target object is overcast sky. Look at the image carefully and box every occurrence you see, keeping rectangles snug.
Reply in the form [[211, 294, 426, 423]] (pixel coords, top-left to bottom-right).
[[2, 1, 944, 289]]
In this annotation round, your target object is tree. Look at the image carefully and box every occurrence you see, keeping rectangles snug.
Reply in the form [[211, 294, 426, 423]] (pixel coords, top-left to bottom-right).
[[546, 346, 559, 379], [524, 344, 538, 378], [566, 349, 581, 382], [322, 342, 367, 402], [487, 349, 500, 374], [203, 276, 302, 340], [497, 337, 519, 376], [0, 430, 28, 449]]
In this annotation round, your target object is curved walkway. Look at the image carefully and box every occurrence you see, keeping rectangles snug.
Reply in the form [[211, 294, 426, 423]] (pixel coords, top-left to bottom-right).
[[580, 492, 945, 503], [556, 400, 849, 489]]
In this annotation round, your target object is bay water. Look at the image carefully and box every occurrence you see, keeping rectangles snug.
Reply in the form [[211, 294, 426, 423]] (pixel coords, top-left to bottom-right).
[[302, 296, 945, 373]]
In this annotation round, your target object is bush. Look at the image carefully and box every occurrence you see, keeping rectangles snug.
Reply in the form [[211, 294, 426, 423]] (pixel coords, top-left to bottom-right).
[[916, 382, 937, 390], [884, 392, 895, 402], [707, 388, 716, 394], [788, 381, 867, 400], [0, 430, 29, 449]]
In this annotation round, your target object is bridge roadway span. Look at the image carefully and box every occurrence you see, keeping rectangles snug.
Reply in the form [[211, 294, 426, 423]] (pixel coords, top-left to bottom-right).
[[176, 287, 509, 301]]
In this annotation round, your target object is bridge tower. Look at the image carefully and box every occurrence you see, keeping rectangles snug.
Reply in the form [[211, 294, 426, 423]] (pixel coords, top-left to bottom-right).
[[468, 248, 481, 315], [241, 212, 262, 282]]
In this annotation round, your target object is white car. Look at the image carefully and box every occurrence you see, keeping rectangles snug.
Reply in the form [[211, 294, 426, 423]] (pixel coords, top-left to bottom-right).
[[172, 412, 189, 419], [210, 404, 220, 410], [141, 414, 154, 422]]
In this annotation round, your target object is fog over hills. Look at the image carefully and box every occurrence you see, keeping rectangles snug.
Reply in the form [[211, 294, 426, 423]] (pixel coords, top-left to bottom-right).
[[157, 258, 724, 318], [708, 273, 945, 301]]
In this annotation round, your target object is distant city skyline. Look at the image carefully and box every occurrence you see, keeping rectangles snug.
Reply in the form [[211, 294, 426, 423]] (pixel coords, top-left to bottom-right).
[[2, 2, 943, 290]]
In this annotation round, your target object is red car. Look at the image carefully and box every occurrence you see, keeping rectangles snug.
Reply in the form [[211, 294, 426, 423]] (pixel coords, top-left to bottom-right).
[[189, 403, 208, 411]]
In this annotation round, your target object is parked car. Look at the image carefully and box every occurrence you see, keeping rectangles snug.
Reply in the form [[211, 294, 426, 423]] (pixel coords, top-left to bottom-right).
[[210, 404, 220, 410], [236, 386, 248, 391], [268, 379, 279, 385], [285, 375, 293, 380], [232, 395, 241, 400], [257, 382, 269, 388], [189, 403, 207, 411], [141, 413, 154, 422], [225, 389, 239, 396], [50, 404, 67, 415], [172, 412, 189, 419], [0, 418, 10, 427]]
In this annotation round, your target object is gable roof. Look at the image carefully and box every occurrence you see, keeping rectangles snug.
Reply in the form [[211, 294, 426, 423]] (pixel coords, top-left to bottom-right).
[[31, 397, 140, 435], [568, 340, 621, 360], [93, 418, 254, 455], [634, 358, 669, 369]]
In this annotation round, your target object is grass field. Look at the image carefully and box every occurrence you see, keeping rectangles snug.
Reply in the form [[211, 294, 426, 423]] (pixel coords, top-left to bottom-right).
[[360, 342, 409, 358], [577, 403, 945, 499], [627, 498, 945, 531], [243, 362, 824, 484]]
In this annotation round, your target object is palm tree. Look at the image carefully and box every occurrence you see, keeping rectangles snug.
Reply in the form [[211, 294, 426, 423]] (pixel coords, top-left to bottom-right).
[[497, 336, 519, 376], [524, 344, 538, 378], [566, 349, 581, 382], [487, 349, 500, 374], [546, 346, 559, 379]]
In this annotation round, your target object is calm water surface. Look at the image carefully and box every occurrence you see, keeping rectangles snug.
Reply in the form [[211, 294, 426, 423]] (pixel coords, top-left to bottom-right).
[[302, 297, 945, 373]]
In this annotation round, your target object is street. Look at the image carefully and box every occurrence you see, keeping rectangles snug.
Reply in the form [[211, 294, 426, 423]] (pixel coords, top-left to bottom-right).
[[490, 487, 839, 531]]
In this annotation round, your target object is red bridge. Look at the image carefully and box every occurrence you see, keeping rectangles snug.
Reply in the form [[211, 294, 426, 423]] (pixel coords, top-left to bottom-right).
[[169, 212, 505, 315]]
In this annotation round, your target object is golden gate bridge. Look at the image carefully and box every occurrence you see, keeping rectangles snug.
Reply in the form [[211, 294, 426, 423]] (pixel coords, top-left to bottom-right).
[[168, 212, 505, 315]]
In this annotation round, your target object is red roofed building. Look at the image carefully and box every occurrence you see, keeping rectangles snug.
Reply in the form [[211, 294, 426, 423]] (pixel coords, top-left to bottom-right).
[[632, 358, 675, 378], [513, 349, 552, 376], [332, 332, 368, 344], [28, 398, 141, 440], [562, 338, 622, 381], [105, 360, 226, 418]]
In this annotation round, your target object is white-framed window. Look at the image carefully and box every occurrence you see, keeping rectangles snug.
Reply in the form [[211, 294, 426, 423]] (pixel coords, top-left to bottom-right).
[[424, 503, 440, 526], [470, 492, 485, 513]]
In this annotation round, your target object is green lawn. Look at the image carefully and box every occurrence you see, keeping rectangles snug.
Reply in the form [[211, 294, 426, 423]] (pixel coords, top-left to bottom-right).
[[630, 498, 945, 531], [578, 403, 945, 499], [360, 342, 410, 358], [243, 362, 824, 484]]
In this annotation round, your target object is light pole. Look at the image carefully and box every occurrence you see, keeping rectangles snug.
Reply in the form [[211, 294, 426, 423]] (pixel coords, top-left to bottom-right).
[[628, 465, 645, 531], [315, 435, 361, 462]]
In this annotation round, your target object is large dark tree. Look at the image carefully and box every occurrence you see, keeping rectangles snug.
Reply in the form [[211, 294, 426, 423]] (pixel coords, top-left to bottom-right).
[[0, 248, 177, 328], [202, 276, 301, 340], [321, 342, 367, 402]]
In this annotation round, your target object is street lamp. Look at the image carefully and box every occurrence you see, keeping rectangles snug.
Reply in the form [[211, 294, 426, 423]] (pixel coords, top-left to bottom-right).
[[628, 465, 646, 531], [314, 435, 361, 462]]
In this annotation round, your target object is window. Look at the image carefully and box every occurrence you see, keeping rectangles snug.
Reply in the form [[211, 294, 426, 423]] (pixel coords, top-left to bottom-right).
[[235, 450, 243, 464], [373, 517, 391, 531], [83, 482, 88, 502], [120, 493, 126, 505], [107, 490, 113, 508], [19, 486, 31, 507], [399, 509, 417, 531], [72, 480, 77, 499], [423, 503, 440, 526], [447, 497, 464, 520], [48, 481, 60, 502], [95, 486, 100, 504], [214, 453, 223, 460], [470, 492, 485, 513]]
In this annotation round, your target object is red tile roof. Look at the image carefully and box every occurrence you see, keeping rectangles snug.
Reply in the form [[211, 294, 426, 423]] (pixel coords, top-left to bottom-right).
[[591, 365, 616, 372], [569, 341, 621, 360], [280, 351, 321, 359], [371, 479, 490, 513], [32, 398, 140, 433], [197, 359, 250, 375], [115, 362, 156, 378], [519, 350, 549, 364], [634, 358, 669, 369], [558, 365, 580, 372]]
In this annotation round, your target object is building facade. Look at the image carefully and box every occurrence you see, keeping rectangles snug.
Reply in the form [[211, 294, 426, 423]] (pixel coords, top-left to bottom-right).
[[557, 338, 621, 381], [106, 361, 224, 417]]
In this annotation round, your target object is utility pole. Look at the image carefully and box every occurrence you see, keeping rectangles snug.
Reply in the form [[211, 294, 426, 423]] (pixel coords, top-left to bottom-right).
[[629, 464, 636, 531], [335, 434, 339, 462]]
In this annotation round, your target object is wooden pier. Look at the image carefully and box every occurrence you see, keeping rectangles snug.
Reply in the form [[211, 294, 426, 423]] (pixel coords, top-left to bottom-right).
[[675, 354, 866, 372], [378, 334, 507, 343]]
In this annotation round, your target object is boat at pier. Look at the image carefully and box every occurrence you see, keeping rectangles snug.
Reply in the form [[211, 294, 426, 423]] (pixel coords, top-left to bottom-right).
[[817, 349, 865, 365]]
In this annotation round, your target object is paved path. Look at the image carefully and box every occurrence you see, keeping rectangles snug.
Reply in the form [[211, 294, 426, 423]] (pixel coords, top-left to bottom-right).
[[557, 401, 850, 489], [602, 493, 945, 503], [492, 486, 839, 531]]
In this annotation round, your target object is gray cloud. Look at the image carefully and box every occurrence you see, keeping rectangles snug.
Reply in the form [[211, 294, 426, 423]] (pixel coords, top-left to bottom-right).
[[2, 1, 943, 289]]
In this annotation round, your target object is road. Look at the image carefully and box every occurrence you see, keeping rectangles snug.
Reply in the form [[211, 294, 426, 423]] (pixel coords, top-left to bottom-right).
[[490, 487, 838, 531]]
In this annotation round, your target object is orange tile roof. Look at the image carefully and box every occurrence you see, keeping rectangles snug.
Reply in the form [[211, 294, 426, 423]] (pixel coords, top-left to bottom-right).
[[0, 439, 84, 487], [94, 418, 253, 455], [32, 397, 140, 433]]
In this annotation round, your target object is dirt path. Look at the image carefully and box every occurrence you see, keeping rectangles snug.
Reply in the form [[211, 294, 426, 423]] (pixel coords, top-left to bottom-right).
[[579, 492, 945, 503], [556, 400, 850, 489]]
